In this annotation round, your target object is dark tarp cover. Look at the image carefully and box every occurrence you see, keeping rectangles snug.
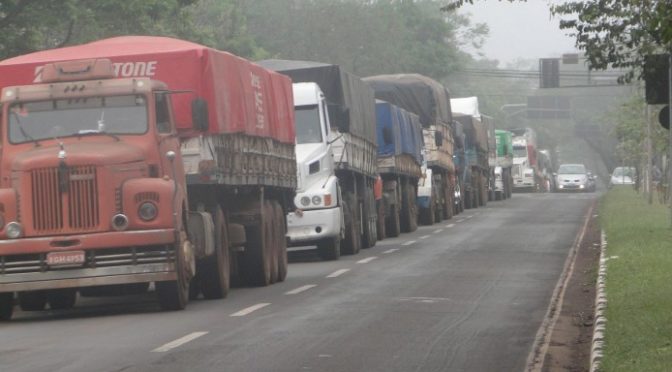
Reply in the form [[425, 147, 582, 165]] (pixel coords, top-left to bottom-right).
[[375, 101, 423, 165], [257, 59, 376, 144], [363, 73, 452, 128]]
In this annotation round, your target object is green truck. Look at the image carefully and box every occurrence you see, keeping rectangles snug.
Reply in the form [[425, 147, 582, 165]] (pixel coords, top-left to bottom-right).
[[494, 130, 514, 200]]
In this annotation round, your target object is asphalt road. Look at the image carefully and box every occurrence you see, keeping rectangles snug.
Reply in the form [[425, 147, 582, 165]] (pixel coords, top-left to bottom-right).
[[0, 192, 597, 372]]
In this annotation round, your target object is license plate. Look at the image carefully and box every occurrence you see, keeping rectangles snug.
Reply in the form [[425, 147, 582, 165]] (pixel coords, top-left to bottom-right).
[[47, 251, 86, 267]]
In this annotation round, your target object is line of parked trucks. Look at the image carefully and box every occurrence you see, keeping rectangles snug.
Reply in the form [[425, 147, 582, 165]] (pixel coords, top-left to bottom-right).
[[0, 36, 551, 320]]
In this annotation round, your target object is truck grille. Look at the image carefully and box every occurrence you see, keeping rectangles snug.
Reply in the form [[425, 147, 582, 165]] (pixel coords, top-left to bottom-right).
[[0, 245, 174, 275], [30, 166, 100, 233]]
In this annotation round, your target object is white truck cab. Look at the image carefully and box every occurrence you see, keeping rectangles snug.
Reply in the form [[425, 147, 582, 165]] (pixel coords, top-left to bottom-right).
[[512, 137, 536, 191], [286, 83, 344, 259]]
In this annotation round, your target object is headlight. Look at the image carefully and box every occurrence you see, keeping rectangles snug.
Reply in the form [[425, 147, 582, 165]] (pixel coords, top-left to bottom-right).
[[312, 195, 322, 205], [300, 196, 310, 207], [138, 202, 158, 221], [5, 222, 22, 239]]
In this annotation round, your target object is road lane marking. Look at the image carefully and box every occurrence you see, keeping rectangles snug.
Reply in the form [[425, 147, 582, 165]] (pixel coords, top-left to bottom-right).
[[152, 332, 208, 353], [419, 235, 430, 240], [285, 284, 317, 295], [326, 269, 350, 278], [466, 215, 474, 219], [402, 240, 416, 246], [445, 223, 455, 228], [456, 219, 465, 223], [433, 229, 444, 234], [383, 248, 399, 254], [357, 256, 378, 264], [230, 303, 270, 317]]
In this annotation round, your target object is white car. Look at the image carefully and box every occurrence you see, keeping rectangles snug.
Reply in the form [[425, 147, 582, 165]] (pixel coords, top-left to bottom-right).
[[555, 163, 591, 192], [609, 166, 636, 187]]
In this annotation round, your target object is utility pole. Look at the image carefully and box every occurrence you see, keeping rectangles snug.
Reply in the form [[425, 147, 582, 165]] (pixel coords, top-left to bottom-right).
[[647, 104, 653, 204], [668, 52, 672, 227]]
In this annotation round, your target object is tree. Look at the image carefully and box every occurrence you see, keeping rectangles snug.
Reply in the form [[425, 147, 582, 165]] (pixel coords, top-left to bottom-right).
[[442, 0, 672, 80], [0, 0, 197, 59]]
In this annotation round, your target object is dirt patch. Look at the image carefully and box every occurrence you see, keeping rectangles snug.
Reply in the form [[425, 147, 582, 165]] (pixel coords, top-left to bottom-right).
[[542, 211, 602, 371]]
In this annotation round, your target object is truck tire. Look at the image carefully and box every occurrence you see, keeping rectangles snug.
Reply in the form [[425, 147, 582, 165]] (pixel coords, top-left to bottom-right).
[[419, 201, 435, 225], [376, 200, 386, 241], [243, 201, 274, 286], [444, 184, 454, 220], [434, 201, 444, 222], [201, 206, 230, 299], [386, 203, 401, 237], [273, 202, 288, 281], [0, 293, 13, 320], [318, 237, 341, 261], [401, 184, 418, 233], [341, 195, 361, 255], [361, 187, 377, 249], [47, 289, 77, 310], [156, 238, 191, 310], [18, 291, 47, 311], [495, 191, 503, 201]]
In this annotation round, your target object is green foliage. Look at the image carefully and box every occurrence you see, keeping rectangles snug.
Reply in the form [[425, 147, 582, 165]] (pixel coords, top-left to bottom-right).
[[244, 0, 484, 80], [600, 187, 672, 371], [603, 93, 668, 167], [0, 0, 197, 59]]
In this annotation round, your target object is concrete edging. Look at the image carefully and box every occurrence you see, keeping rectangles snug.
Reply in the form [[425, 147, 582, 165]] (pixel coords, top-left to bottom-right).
[[591, 230, 608, 371]]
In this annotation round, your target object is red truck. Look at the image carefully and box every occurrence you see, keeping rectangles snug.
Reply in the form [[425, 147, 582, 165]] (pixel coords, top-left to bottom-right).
[[0, 36, 296, 320]]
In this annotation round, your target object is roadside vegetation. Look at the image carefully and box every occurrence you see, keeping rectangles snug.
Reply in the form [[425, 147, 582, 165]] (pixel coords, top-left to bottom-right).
[[600, 187, 672, 371]]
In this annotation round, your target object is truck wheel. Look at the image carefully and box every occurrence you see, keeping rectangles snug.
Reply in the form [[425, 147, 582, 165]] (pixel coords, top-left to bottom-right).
[[18, 291, 47, 311], [201, 206, 230, 299], [407, 185, 418, 231], [376, 200, 386, 241], [273, 202, 288, 281], [341, 195, 361, 255], [268, 201, 279, 284], [495, 191, 503, 201], [47, 289, 77, 310], [0, 293, 13, 321], [156, 240, 191, 311], [386, 203, 401, 237], [318, 237, 341, 261], [243, 201, 273, 286], [361, 188, 376, 249], [419, 201, 435, 225], [434, 201, 444, 222], [444, 186, 454, 220]]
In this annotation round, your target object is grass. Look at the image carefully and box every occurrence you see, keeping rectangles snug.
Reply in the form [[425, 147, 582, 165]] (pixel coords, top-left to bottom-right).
[[600, 187, 672, 371]]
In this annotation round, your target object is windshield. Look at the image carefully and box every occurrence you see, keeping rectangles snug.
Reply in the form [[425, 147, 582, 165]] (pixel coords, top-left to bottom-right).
[[295, 105, 323, 144], [513, 146, 527, 158], [558, 164, 586, 174], [8, 95, 148, 144]]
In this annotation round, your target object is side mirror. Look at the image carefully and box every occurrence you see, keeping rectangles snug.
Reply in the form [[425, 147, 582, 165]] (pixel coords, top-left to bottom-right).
[[434, 131, 444, 147], [191, 98, 209, 132], [382, 127, 393, 145], [328, 104, 350, 133]]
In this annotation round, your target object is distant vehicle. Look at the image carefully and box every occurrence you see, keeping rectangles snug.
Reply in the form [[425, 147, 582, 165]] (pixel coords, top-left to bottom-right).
[[609, 166, 636, 187], [555, 163, 592, 192]]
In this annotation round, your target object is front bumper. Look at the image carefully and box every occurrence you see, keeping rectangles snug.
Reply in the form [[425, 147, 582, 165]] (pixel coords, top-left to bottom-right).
[[287, 207, 341, 245], [0, 229, 177, 292], [513, 177, 535, 188], [557, 183, 587, 192]]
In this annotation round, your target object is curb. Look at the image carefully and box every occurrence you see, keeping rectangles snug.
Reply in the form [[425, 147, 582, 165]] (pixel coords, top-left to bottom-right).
[[591, 230, 608, 372]]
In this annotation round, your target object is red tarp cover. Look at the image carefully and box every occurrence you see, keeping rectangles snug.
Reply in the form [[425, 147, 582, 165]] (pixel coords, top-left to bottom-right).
[[0, 36, 295, 144]]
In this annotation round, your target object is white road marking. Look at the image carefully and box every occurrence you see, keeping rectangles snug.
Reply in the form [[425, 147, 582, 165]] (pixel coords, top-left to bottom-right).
[[456, 219, 465, 223], [230, 303, 271, 317], [433, 229, 444, 234], [152, 332, 208, 353], [357, 256, 378, 264], [383, 248, 399, 254], [466, 215, 474, 219], [445, 224, 455, 228], [285, 284, 317, 295], [419, 235, 430, 240], [402, 240, 416, 246], [326, 269, 350, 278]]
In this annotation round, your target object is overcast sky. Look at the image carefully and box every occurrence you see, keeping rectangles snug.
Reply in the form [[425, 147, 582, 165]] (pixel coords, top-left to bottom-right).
[[459, 0, 578, 66]]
